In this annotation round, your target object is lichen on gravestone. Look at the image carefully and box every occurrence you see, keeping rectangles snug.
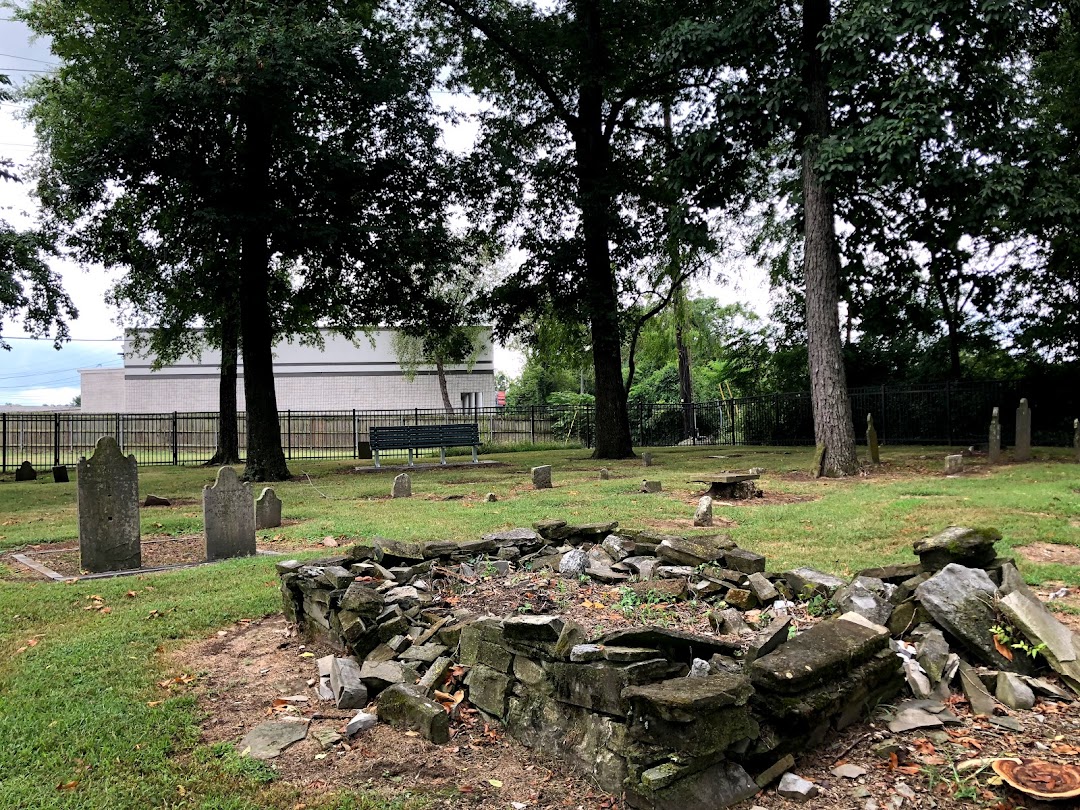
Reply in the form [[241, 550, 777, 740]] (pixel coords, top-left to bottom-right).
[[77, 436, 141, 573], [203, 466, 256, 561]]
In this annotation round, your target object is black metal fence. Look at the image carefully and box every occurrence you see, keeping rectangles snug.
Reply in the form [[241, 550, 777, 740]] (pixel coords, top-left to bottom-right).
[[1, 379, 1075, 471]]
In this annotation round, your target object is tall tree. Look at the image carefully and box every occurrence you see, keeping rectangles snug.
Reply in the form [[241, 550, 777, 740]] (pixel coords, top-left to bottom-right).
[[0, 74, 74, 352], [434, 0, 723, 458], [23, 0, 458, 480], [800, 0, 857, 476]]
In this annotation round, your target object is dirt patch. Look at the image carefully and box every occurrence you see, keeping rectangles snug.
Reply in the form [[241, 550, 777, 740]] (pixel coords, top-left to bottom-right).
[[4, 534, 307, 581], [172, 616, 615, 809], [1016, 542, 1080, 567]]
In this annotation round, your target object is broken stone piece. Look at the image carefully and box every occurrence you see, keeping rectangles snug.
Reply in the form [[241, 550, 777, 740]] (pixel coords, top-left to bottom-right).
[[777, 772, 819, 801], [655, 534, 734, 567], [996, 671, 1036, 710], [344, 710, 377, 736], [693, 496, 713, 527], [783, 567, 846, 598], [913, 526, 999, 572], [238, 719, 308, 760], [329, 657, 369, 710], [377, 684, 450, 743], [641, 480, 662, 493]]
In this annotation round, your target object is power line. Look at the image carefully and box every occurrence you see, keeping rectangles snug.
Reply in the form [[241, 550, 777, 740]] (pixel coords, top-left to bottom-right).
[[0, 335, 122, 342], [0, 52, 59, 66], [0, 67, 54, 73]]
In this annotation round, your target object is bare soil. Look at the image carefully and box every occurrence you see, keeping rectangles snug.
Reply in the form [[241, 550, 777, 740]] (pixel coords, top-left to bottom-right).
[[170, 611, 1080, 810], [174, 616, 615, 810], [4, 534, 306, 580], [1018, 542, 1080, 567]]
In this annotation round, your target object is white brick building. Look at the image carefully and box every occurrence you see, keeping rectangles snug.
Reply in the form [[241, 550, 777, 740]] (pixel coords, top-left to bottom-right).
[[79, 329, 497, 414]]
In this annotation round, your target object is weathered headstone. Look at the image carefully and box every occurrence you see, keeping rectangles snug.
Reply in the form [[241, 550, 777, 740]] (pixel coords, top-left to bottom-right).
[[866, 414, 880, 464], [51, 465, 69, 483], [641, 480, 662, 493], [988, 407, 1002, 464], [14, 461, 36, 481], [945, 454, 963, 475], [642, 452, 654, 467], [599, 468, 611, 480], [77, 437, 141, 573], [391, 473, 412, 499], [255, 487, 282, 529], [484, 492, 498, 502], [531, 465, 552, 489], [203, 466, 256, 561], [1015, 398, 1032, 461], [693, 495, 713, 527]]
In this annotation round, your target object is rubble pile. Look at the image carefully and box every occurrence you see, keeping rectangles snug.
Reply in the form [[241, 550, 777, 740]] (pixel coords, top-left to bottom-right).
[[277, 522, 1079, 809]]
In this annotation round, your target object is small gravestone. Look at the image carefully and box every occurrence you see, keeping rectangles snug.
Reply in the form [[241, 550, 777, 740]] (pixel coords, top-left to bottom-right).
[[255, 487, 282, 529], [143, 494, 171, 507], [51, 465, 69, 483], [641, 479, 662, 493], [642, 452, 653, 467], [866, 414, 880, 464], [531, 465, 552, 489], [598, 468, 611, 480], [203, 466, 256, 561], [14, 461, 36, 481], [1015, 398, 1032, 461], [693, 495, 713, 527], [484, 492, 497, 502], [945, 454, 964, 475], [391, 473, 411, 499], [77, 437, 141, 573], [988, 407, 1002, 464], [1074, 418, 1079, 463]]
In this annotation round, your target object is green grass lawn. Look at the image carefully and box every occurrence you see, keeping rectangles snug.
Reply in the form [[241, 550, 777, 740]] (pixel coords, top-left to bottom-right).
[[1, 444, 1078, 809]]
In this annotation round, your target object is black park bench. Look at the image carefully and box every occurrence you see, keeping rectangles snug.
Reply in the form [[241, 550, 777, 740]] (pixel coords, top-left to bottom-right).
[[369, 423, 481, 468]]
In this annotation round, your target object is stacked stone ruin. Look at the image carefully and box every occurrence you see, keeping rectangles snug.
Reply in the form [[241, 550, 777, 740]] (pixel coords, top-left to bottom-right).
[[279, 522, 1080, 810]]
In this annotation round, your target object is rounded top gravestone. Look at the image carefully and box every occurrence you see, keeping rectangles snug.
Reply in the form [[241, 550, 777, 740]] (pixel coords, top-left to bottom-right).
[[77, 436, 141, 573]]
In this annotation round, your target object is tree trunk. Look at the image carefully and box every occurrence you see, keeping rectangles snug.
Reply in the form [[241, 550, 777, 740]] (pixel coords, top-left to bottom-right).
[[801, 0, 857, 477], [928, 260, 963, 379], [575, 0, 634, 459], [238, 95, 290, 482], [205, 312, 241, 466], [676, 320, 695, 440], [436, 357, 455, 415]]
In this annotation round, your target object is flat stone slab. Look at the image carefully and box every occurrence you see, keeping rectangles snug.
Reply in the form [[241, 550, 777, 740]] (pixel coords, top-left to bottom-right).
[[999, 590, 1080, 690], [377, 684, 449, 743], [916, 564, 1029, 672], [238, 719, 308, 759], [688, 473, 761, 484], [596, 626, 740, 663], [751, 617, 889, 694], [621, 673, 753, 722]]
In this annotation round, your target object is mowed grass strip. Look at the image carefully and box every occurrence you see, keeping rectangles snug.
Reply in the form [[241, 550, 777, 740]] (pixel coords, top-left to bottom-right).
[[0, 445, 1078, 808]]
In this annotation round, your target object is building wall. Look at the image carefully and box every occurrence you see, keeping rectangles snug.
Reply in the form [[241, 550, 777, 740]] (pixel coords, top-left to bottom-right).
[[80, 369, 127, 412], [80, 330, 497, 413]]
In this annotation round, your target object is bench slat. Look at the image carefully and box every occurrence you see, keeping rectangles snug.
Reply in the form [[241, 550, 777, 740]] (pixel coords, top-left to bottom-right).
[[370, 424, 479, 451]]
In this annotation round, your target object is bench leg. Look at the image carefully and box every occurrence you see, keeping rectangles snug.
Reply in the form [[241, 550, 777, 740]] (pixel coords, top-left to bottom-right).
[[408, 449, 414, 466], [440, 447, 446, 464], [472, 445, 478, 463], [373, 450, 380, 469]]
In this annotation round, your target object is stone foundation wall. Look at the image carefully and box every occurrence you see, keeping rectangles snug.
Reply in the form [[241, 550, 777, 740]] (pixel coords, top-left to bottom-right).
[[278, 523, 915, 809]]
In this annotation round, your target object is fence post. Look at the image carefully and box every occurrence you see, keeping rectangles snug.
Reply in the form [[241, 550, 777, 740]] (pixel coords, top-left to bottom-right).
[[352, 409, 357, 458], [730, 400, 736, 446], [172, 412, 178, 465], [880, 384, 886, 443], [54, 413, 61, 467], [2, 411, 6, 472], [945, 381, 952, 447], [115, 413, 122, 447], [638, 402, 644, 447], [287, 411, 293, 459]]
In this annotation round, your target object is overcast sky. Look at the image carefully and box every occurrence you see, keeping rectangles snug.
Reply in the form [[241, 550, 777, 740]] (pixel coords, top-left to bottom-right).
[[0, 14, 771, 407]]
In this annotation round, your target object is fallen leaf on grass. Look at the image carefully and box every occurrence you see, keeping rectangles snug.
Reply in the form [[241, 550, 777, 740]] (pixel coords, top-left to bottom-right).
[[488, 779, 503, 788], [146, 701, 163, 707], [56, 781, 79, 791], [125, 590, 137, 598]]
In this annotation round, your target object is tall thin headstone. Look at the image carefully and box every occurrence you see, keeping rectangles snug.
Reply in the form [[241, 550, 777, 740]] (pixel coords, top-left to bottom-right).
[[255, 487, 282, 530], [77, 436, 141, 573], [1015, 398, 1032, 462], [866, 414, 880, 464], [988, 407, 1002, 464], [203, 466, 256, 561]]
